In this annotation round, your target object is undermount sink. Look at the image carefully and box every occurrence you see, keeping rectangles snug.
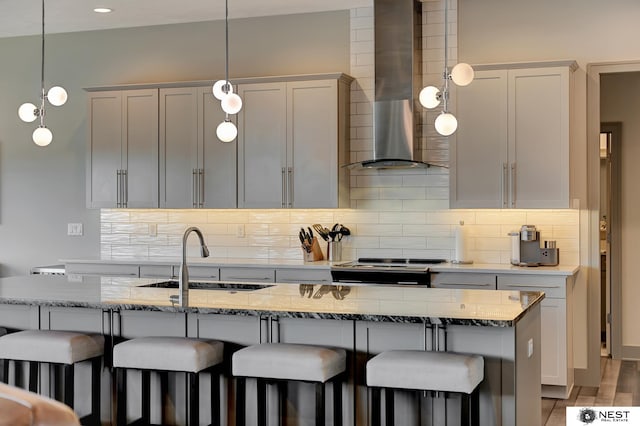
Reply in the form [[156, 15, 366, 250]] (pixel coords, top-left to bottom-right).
[[140, 281, 274, 292]]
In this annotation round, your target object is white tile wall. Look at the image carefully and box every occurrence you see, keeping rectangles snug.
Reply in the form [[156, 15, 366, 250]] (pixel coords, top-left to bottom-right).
[[99, 1, 580, 266]]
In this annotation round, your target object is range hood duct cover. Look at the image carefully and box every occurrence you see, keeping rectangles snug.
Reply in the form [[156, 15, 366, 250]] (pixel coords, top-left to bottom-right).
[[346, 0, 447, 170]]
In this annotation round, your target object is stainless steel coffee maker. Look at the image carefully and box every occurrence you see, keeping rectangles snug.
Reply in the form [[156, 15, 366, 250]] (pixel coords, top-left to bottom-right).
[[509, 225, 559, 266]]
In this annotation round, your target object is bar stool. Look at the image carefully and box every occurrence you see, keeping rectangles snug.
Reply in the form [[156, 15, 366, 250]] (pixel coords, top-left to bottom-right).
[[0, 330, 104, 426], [232, 343, 346, 426], [113, 336, 224, 426], [366, 350, 484, 426]]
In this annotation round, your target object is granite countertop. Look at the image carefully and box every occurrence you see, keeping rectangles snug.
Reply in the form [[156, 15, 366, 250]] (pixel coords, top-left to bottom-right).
[[0, 275, 543, 327], [62, 257, 579, 276]]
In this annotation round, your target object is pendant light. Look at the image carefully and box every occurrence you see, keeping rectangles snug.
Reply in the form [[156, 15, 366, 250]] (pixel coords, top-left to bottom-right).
[[418, 2, 473, 136], [17, 0, 67, 147], [214, 0, 242, 143]]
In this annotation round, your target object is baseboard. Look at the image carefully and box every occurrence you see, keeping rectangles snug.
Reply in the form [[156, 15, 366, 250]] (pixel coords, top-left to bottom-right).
[[621, 345, 640, 360]]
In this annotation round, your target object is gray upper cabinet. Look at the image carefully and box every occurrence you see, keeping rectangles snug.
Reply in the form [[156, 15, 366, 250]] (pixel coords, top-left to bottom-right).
[[87, 89, 159, 208], [237, 76, 351, 209], [451, 62, 575, 209], [159, 86, 236, 208]]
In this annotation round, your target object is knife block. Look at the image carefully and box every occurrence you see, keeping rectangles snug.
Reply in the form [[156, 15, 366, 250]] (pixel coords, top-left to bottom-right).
[[303, 237, 324, 262]]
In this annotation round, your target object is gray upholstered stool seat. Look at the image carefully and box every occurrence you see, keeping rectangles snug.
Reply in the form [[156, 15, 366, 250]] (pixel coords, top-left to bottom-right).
[[0, 330, 104, 426], [232, 343, 346, 426], [366, 350, 484, 426], [113, 337, 224, 426]]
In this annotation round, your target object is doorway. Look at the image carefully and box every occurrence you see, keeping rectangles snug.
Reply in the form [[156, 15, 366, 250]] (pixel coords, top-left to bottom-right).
[[598, 123, 621, 358]]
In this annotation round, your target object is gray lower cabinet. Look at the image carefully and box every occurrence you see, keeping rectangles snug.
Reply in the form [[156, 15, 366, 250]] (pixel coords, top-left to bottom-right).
[[497, 274, 574, 398], [220, 267, 275, 283], [65, 262, 139, 277], [275, 268, 332, 284], [431, 272, 497, 289]]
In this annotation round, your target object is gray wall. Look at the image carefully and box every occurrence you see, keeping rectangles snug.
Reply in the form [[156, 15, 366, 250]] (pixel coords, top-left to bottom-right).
[[0, 11, 349, 276]]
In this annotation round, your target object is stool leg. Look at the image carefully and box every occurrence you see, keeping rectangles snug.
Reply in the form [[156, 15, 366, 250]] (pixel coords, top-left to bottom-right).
[[116, 368, 127, 425], [333, 379, 342, 426], [371, 387, 381, 426], [0, 359, 7, 383], [63, 364, 74, 409], [385, 388, 394, 426], [211, 369, 220, 426], [470, 388, 480, 426], [91, 357, 101, 425], [278, 380, 287, 426], [141, 370, 151, 424], [315, 382, 325, 426], [28, 362, 38, 393], [188, 372, 199, 426], [236, 377, 246, 426], [257, 378, 267, 426]]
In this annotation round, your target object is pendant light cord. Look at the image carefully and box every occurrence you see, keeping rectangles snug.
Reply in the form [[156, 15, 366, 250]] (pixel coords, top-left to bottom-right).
[[40, 0, 46, 126], [442, 0, 450, 113], [224, 0, 230, 120]]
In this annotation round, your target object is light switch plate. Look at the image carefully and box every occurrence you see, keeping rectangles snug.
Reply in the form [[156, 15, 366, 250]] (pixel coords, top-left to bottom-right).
[[527, 338, 534, 358], [67, 223, 83, 236]]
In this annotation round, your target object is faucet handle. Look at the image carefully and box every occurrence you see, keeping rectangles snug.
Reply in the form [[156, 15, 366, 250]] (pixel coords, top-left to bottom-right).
[[169, 294, 179, 306]]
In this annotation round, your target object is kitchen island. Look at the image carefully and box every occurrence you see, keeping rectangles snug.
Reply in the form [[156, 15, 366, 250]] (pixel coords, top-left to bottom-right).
[[0, 274, 543, 425]]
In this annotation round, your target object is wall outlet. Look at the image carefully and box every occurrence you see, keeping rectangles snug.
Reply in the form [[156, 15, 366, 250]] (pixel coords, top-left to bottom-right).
[[67, 223, 83, 236], [236, 224, 245, 238], [149, 224, 157, 237], [527, 338, 534, 358]]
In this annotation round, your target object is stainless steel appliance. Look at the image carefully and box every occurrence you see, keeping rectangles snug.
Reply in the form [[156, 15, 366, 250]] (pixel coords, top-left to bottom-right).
[[511, 225, 559, 267], [330, 258, 446, 286]]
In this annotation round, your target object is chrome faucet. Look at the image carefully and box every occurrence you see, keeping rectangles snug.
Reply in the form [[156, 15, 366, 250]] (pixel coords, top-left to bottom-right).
[[177, 226, 210, 307]]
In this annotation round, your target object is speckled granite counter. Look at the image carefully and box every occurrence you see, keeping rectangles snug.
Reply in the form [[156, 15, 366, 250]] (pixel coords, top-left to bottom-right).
[[0, 274, 542, 327]]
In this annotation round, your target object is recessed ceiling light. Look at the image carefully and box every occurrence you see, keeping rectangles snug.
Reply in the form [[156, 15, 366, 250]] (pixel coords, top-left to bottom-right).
[[93, 7, 113, 13]]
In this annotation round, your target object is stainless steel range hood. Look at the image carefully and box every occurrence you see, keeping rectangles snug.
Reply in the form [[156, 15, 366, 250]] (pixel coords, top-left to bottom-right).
[[346, 0, 446, 170]]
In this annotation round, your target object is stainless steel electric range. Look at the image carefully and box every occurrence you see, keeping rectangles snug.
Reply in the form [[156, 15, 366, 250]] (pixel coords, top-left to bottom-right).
[[330, 258, 447, 286]]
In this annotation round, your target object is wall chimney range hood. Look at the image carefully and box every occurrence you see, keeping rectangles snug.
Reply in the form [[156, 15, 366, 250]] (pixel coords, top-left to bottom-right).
[[346, 0, 447, 170]]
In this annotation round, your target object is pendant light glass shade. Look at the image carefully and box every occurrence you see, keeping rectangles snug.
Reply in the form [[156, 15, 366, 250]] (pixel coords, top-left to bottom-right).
[[32, 126, 53, 146], [47, 86, 68, 106], [434, 112, 458, 136], [419, 86, 441, 109], [221, 93, 242, 115], [18, 0, 66, 146], [450, 63, 475, 87], [18, 103, 38, 122], [212, 79, 233, 100], [216, 120, 237, 143]]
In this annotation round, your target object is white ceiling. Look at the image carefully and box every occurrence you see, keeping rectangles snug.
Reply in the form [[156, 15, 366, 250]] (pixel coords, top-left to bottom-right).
[[0, 0, 370, 38]]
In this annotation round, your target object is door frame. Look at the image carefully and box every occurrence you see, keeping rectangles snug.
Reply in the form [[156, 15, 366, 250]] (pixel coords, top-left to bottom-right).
[[587, 61, 640, 375]]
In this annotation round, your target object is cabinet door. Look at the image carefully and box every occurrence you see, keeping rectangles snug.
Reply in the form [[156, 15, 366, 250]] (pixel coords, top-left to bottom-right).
[[122, 89, 159, 208], [237, 83, 287, 208], [159, 87, 199, 208], [509, 67, 570, 208], [451, 70, 508, 208], [219, 267, 275, 283], [287, 80, 340, 208], [199, 87, 237, 208], [275, 268, 332, 284], [87, 91, 122, 208]]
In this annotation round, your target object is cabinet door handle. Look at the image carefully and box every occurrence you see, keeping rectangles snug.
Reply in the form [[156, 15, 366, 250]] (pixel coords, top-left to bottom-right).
[[510, 163, 516, 208], [281, 167, 286, 208], [123, 170, 128, 208], [192, 169, 198, 208], [199, 169, 205, 208], [502, 163, 508, 208], [287, 167, 293, 208], [116, 170, 121, 207]]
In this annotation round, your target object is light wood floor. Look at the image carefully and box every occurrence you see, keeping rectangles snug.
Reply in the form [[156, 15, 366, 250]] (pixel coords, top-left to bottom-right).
[[542, 357, 639, 425]]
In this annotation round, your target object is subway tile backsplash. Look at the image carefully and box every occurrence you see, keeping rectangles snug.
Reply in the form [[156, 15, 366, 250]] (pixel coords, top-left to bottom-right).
[[99, 2, 579, 266]]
